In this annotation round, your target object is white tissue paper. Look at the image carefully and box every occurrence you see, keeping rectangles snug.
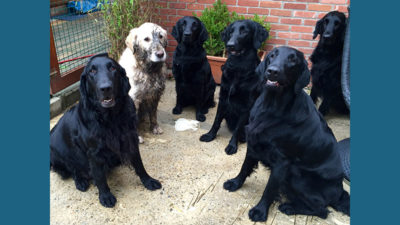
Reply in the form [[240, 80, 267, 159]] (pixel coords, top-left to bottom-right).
[[174, 118, 200, 131]]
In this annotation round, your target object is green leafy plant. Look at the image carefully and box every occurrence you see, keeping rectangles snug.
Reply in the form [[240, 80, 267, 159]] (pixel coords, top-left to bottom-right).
[[98, 0, 161, 60], [195, 0, 271, 57]]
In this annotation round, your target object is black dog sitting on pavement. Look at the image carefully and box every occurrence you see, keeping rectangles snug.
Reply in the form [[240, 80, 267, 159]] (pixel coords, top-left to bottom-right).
[[50, 53, 161, 208], [310, 11, 349, 115], [200, 20, 268, 155], [171, 16, 216, 122], [224, 46, 350, 222]]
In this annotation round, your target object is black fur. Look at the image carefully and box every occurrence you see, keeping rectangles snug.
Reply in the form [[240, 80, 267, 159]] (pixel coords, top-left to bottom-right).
[[199, 20, 268, 155], [223, 47, 350, 222], [310, 11, 349, 115], [50, 53, 161, 208], [171, 16, 216, 122]]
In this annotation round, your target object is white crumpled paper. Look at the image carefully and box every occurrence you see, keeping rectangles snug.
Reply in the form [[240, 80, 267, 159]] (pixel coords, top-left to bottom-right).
[[174, 118, 200, 131]]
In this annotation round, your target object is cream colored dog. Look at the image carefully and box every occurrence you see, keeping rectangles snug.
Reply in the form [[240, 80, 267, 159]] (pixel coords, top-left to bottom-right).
[[119, 23, 168, 143]]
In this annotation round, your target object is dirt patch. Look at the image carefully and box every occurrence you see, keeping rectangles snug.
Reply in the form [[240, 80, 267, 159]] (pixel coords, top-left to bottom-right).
[[50, 80, 350, 225]]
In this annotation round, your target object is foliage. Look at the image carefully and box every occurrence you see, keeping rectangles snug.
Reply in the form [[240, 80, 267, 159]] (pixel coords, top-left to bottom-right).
[[98, 0, 161, 60], [195, 0, 271, 57]]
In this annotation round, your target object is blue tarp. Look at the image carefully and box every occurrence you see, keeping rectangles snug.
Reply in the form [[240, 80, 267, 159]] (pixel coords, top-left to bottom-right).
[[67, 0, 99, 14]]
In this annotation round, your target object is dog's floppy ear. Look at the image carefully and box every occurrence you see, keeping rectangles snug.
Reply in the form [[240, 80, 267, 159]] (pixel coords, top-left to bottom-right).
[[198, 20, 209, 45], [159, 27, 168, 48], [294, 58, 310, 94], [252, 21, 269, 50], [313, 18, 324, 39], [221, 23, 232, 44], [79, 67, 89, 108], [172, 19, 182, 43], [126, 28, 139, 52], [117, 63, 130, 96]]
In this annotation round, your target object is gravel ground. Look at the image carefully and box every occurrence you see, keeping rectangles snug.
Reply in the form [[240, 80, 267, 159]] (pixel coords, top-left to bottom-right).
[[50, 80, 350, 225]]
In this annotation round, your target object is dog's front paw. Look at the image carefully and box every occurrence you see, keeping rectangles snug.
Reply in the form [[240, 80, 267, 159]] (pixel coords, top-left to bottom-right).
[[74, 178, 89, 192], [199, 132, 216, 142], [278, 203, 295, 215], [99, 192, 116, 208], [225, 144, 238, 155], [249, 205, 268, 222], [196, 113, 206, 122], [172, 106, 182, 114], [152, 125, 163, 135], [223, 178, 243, 192], [142, 177, 162, 190]]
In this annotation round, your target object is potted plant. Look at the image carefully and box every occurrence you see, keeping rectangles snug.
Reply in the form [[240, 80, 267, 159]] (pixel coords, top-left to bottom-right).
[[195, 0, 270, 84]]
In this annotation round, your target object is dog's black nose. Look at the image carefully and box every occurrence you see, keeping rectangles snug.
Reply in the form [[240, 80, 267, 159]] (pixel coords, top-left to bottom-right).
[[266, 66, 279, 79], [100, 84, 112, 93], [156, 51, 164, 58]]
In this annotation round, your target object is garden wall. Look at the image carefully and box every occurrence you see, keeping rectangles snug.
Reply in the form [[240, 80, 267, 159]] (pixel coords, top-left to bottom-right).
[[156, 0, 350, 68]]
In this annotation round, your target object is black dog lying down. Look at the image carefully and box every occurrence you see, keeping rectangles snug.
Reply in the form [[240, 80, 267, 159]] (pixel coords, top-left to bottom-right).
[[200, 20, 268, 155], [224, 47, 350, 222], [50, 53, 161, 208], [310, 11, 349, 115], [172, 16, 216, 122]]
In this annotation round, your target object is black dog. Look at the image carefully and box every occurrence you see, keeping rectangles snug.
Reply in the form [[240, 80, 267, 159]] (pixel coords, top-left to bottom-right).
[[310, 11, 349, 115], [171, 16, 216, 122], [200, 20, 268, 155], [224, 47, 350, 222], [50, 53, 161, 208]]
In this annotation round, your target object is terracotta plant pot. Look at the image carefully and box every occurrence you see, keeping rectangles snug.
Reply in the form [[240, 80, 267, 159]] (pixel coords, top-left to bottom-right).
[[207, 55, 227, 84]]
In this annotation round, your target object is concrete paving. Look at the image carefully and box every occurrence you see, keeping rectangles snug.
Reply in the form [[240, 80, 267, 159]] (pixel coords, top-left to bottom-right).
[[50, 80, 350, 225]]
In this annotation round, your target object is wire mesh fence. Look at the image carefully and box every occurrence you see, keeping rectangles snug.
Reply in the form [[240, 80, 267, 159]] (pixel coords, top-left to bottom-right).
[[50, 0, 110, 74]]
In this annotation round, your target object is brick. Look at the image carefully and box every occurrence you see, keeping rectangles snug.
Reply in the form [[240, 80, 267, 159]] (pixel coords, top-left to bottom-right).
[[301, 34, 314, 40], [295, 0, 318, 2], [269, 31, 277, 38], [169, 3, 186, 9], [197, 0, 215, 4], [265, 45, 275, 51], [278, 32, 300, 39], [221, 0, 237, 5], [238, 0, 259, 7], [280, 18, 302, 25], [288, 40, 311, 47], [334, 5, 348, 13], [320, 0, 347, 4], [166, 46, 176, 52], [294, 11, 316, 18], [270, 24, 290, 31], [169, 16, 181, 23], [291, 25, 314, 33], [228, 6, 247, 14], [169, 40, 178, 46], [265, 16, 279, 23], [248, 7, 269, 15], [177, 9, 195, 16], [284, 3, 306, 10], [268, 38, 286, 45], [304, 19, 317, 26], [259, 1, 282, 8], [308, 4, 333, 12], [270, 9, 292, 17], [160, 9, 176, 15], [179, 0, 196, 2], [298, 48, 314, 55], [311, 42, 318, 47], [158, 2, 167, 8], [187, 4, 205, 10]]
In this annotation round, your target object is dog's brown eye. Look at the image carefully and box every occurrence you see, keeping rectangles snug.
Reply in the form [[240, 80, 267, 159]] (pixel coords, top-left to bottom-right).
[[334, 21, 339, 26], [159, 34, 163, 39], [270, 54, 274, 58], [90, 69, 96, 74], [110, 67, 116, 71], [144, 37, 150, 42], [325, 19, 329, 24]]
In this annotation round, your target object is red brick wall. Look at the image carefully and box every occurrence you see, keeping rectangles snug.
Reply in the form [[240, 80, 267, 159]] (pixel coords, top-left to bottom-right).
[[156, 0, 350, 67]]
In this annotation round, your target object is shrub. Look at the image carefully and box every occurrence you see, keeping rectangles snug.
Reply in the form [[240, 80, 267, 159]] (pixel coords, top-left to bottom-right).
[[98, 0, 161, 60], [195, 0, 271, 57]]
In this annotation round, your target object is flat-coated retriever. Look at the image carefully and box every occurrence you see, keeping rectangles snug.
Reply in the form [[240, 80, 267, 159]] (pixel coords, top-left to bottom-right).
[[171, 16, 216, 122], [224, 46, 350, 222], [50, 53, 161, 208], [200, 20, 268, 155], [310, 11, 349, 115]]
